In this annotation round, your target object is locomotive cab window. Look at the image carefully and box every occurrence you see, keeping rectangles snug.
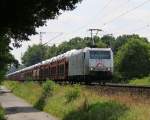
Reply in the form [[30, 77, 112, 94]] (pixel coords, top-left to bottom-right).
[[90, 51, 111, 59]]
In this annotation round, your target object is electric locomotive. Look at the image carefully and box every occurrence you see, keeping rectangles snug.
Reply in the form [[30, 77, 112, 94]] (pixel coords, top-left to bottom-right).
[[7, 47, 113, 84]]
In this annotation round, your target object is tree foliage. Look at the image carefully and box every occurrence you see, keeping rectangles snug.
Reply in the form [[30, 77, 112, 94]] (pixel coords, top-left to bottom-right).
[[55, 36, 107, 54], [22, 45, 48, 66], [114, 34, 148, 54], [0, 35, 18, 82], [11, 33, 149, 83], [0, 0, 82, 41], [21, 34, 150, 82], [0, 0, 82, 80], [21, 34, 149, 67], [101, 35, 115, 48], [22, 36, 108, 66], [22, 35, 149, 69], [115, 39, 150, 79]]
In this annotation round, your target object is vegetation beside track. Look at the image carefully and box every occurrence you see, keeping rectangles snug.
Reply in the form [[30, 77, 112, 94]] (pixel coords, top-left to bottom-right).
[[4, 80, 150, 120], [129, 76, 150, 86], [0, 105, 5, 120]]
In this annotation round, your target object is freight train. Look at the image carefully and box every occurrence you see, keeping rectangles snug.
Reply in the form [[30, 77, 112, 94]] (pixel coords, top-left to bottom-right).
[[7, 47, 113, 84]]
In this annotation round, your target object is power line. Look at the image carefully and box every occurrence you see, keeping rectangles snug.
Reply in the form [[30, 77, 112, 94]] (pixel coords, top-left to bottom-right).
[[42, 32, 64, 45], [61, 0, 131, 38], [95, 0, 113, 17], [65, 0, 113, 35], [133, 24, 150, 33], [39, 0, 150, 46], [44, 0, 131, 42], [74, 0, 131, 33], [95, 0, 150, 36], [93, 0, 131, 24], [101, 0, 150, 27], [101, 23, 150, 37]]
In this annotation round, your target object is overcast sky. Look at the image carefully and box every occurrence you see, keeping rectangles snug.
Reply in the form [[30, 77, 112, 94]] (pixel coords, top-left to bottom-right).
[[11, 0, 150, 63]]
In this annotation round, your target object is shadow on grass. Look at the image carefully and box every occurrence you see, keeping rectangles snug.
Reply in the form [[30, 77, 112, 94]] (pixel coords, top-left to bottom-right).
[[34, 95, 46, 110], [63, 101, 128, 120], [34, 80, 55, 110]]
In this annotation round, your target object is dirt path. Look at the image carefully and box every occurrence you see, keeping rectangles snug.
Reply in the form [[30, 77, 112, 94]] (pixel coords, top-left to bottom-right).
[[0, 86, 58, 120]]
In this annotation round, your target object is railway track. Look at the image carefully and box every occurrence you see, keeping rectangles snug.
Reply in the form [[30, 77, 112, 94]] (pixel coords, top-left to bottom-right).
[[104, 83, 150, 89], [86, 83, 150, 97]]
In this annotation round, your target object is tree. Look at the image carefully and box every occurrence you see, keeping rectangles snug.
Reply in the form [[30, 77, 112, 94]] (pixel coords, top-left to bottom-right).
[[22, 44, 48, 66], [0, 35, 18, 82], [69, 37, 86, 49], [46, 45, 57, 59], [46, 37, 86, 59], [101, 35, 115, 49], [45, 36, 107, 59], [0, 0, 82, 79], [114, 34, 148, 54], [115, 39, 150, 80], [84, 36, 107, 48], [0, 0, 82, 41]]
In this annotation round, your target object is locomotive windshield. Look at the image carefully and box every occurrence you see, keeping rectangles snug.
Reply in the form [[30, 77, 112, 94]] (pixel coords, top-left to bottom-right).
[[90, 51, 111, 59]]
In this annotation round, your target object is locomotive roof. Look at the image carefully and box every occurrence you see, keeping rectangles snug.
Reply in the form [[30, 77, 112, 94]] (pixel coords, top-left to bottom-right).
[[7, 47, 112, 76]]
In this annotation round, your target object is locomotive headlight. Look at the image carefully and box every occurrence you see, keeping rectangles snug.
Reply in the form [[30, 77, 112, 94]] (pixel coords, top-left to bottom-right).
[[90, 67, 94, 71], [107, 68, 111, 71]]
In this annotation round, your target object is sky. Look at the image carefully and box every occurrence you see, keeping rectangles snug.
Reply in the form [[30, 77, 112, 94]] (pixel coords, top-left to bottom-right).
[[11, 0, 150, 63]]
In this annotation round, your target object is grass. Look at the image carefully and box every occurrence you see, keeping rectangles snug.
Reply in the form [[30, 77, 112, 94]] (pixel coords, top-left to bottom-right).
[[4, 80, 150, 120], [129, 76, 150, 86], [4, 81, 42, 104], [63, 101, 128, 120], [0, 105, 5, 120]]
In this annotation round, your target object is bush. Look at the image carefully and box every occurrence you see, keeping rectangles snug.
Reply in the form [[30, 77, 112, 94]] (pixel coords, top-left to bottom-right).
[[65, 85, 81, 103], [0, 105, 5, 120], [6, 81, 19, 92], [42, 80, 55, 96], [111, 72, 124, 83], [34, 80, 56, 110], [115, 39, 150, 80], [63, 101, 128, 120]]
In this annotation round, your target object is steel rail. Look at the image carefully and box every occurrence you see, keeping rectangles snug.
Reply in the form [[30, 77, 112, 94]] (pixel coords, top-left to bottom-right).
[[104, 83, 150, 89]]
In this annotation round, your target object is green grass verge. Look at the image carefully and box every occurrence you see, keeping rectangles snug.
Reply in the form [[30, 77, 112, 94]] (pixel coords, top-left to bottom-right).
[[0, 105, 5, 120], [129, 76, 150, 86], [4, 80, 150, 120]]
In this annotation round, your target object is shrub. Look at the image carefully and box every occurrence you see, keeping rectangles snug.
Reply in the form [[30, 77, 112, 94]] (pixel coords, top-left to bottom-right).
[[34, 95, 46, 110], [0, 105, 5, 120], [63, 101, 128, 120], [34, 80, 56, 110], [42, 80, 55, 96], [79, 95, 89, 111], [115, 39, 150, 80], [65, 85, 81, 103], [111, 71, 124, 83], [6, 81, 19, 92]]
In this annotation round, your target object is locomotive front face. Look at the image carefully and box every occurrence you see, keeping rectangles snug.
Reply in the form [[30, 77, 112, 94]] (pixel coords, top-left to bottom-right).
[[88, 50, 113, 73]]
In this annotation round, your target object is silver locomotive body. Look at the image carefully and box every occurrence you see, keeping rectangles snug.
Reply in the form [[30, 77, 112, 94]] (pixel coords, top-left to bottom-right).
[[68, 48, 113, 82], [7, 47, 113, 83]]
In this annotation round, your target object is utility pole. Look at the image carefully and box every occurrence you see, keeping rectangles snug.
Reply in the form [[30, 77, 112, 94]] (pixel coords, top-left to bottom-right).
[[39, 32, 46, 63], [89, 29, 102, 47], [39, 32, 46, 44]]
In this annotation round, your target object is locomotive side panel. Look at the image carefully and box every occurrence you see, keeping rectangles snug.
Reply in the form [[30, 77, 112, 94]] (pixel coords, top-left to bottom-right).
[[68, 52, 85, 76]]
